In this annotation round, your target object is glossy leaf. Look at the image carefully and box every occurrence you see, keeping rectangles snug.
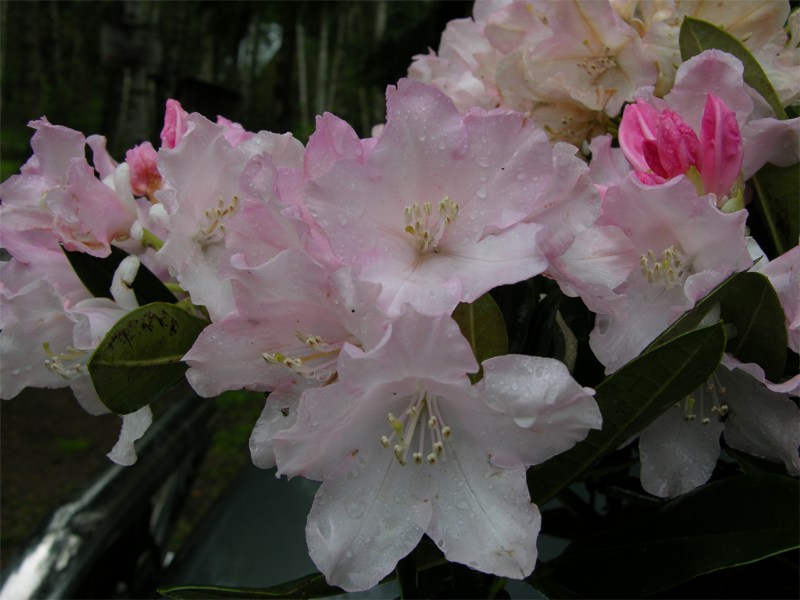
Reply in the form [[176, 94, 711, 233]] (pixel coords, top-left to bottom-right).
[[63, 244, 176, 305], [158, 573, 344, 599], [679, 17, 787, 119], [646, 271, 786, 380], [751, 162, 800, 258], [719, 271, 787, 380], [452, 292, 509, 380], [529, 323, 726, 506], [534, 474, 799, 598], [647, 271, 744, 349], [88, 303, 207, 414]]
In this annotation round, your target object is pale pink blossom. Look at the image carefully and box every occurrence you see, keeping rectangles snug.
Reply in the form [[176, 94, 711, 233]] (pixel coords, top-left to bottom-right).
[[0, 254, 152, 465], [409, 0, 658, 145], [639, 356, 800, 498], [154, 113, 308, 320], [586, 176, 752, 372], [615, 1, 800, 104], [304, 79, 551, 317], [0, 119, 138, 258], [216, 115, 255, 147], [272, 310, 600, 591]]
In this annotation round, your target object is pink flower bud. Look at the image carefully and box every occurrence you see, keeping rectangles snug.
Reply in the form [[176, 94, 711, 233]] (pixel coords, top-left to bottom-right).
[[125, 141, 161, 197], [216, 115, 253, 148], [160, 99, 189, 149], [700, 93, 743, 198], [648, 109, 701, 180]]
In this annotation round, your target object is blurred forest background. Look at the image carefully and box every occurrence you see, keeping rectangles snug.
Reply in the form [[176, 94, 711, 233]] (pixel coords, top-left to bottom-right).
[[1, 0, 472, 180]]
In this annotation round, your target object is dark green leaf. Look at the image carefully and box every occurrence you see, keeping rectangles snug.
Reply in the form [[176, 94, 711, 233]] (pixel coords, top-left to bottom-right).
[[158, 573, 344, 599], [719, 272, 786, 380], [529, 323, 726, 506], [452, 293, 509, 381], [679, 17, 787, 119], [88, 303, 207, 414], [534, 474, 799, 598], [647, 272, 786, 381], [647, 271, 744, 349], [751, 162, 800, 258], [63, 244, 176, 304]]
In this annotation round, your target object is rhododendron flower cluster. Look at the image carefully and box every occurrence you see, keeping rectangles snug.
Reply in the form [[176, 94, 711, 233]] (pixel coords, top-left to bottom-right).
[[1, 1, 798, 597]]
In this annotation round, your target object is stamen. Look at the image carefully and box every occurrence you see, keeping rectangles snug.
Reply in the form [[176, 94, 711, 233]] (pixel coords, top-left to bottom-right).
[[194, 195, 240, 249], [640, 245, 691, 289], [43, 343, 88, 379], [380, 388, 453, 466], [403, 196, 459, 254], [262, 332, 345, 381]]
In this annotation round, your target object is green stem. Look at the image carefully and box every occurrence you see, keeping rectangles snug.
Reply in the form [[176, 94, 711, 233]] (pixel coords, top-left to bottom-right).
[[141, 227, 165, 252]]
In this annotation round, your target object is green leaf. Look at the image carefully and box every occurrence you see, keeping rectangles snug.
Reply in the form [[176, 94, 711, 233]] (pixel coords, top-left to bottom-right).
[[647, 272, 786, 381], [63, 244, 177, 305], [88, 303, 207, 414], [719, 272, 787, 380], [452, 293, 509, 381], [529, 323, 726, 506], [679, 17, 787, 119], [533, 474, 800, 598], [647, 271, 744, 349], [158, 573, 344, 599], [751, 162, 800, 257]]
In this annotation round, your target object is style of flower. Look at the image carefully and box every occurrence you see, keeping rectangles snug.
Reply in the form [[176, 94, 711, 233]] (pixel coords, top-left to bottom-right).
[[271, 310, 601, 591]]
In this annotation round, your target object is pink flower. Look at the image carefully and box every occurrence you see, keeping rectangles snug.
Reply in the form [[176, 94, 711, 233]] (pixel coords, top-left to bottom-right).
[[160, 99, 189, 149], [585, 176, 752, 373], [272, 310, 600, 591], [619, 93, 742, 198], [126, 141, 162, 198], [616, 50, 799, 208], [304, 79, 550, 317], [0, 119, 137, 259], [216, 115, 254, 147], [639, 356, 800, 498]]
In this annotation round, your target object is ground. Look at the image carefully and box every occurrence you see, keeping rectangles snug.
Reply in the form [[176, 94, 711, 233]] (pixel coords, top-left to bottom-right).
[[0, 386, 262, 573]]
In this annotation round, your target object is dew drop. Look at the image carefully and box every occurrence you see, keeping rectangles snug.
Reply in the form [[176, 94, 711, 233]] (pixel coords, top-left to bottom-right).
[[347, 499, 366, 519], [456, 500, 469, 511]]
